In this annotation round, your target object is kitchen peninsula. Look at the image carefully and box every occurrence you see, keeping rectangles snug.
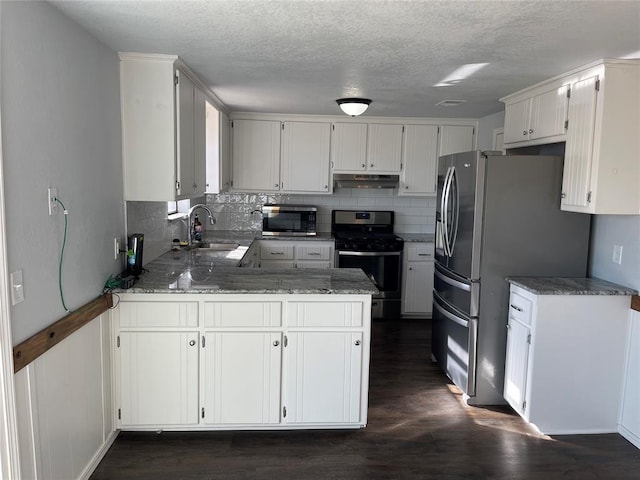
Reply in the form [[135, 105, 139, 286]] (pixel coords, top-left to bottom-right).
[[112, 234, 377, 432]]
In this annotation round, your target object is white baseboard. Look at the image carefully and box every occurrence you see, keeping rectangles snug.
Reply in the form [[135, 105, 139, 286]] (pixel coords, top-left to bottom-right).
[[619, 424, 640, 450], [78, 429, 119, 480]]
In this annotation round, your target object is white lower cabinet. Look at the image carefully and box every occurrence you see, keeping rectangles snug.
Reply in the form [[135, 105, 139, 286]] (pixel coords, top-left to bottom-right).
[[258, 240, 335, 269], [504, 284, 630, 434], [203, 331, 282, 425], [114, 294, 370, 431], [401, 242, 434, 317], [119, 331, 200, 427], [619, 309, 640, 449], [285, 331, 363, 424]]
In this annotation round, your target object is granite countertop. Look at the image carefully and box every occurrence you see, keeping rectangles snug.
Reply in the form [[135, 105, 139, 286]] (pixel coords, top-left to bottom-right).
[[507, 277, 638, 296], [200, 230, 334, 244], [399, 233, 435, 243], [122, 248, 378, 295]]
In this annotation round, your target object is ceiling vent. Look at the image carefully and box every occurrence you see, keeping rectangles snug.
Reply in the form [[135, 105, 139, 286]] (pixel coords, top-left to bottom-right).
[[436, 100, 467, 107]]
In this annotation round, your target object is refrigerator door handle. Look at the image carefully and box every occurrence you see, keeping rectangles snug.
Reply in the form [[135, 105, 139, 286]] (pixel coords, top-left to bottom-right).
[[448, 167, 459, 256], [442, 166, 454, 257], [434, 266, 471, 292], [433, 292, 469, 328]]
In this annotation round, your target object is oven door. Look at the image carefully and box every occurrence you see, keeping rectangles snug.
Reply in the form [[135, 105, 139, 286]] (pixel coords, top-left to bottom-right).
[[336, 251, 402, 296]]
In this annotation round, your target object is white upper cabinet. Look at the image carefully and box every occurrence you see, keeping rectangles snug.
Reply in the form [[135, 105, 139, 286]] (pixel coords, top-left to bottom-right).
[[119, 53, 210, 201], [367, 124, 403, 173], [281, 121, 331, 193], [331, 123, 368, 171], [231, 119, 281, 192], [231, 119, 331, 193], [561, 61, 640, 214], [503, 86, 568, 145], [400, 124, 439, 195], [438, 125, 475, 156], [331, 123, 403, 174], [502, 59, 640, 214]]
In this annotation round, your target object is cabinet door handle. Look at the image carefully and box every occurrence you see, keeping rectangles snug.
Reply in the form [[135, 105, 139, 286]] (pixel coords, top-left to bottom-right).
[[324, 185, 328, 190], [354, 340, 361, 346], [408, 267, 413, 271], [270, 251, 284, 255], [370, 164, 374, 168], [273, 340, 280, 347], [405, 185, 409, 189], [274, 183, 279, 188], [189, 340, 196, 346], [361, 163, 366, 168], [529, 129, 534, 134], [523, 130, 527, 136], [510, 304, 523, 312]]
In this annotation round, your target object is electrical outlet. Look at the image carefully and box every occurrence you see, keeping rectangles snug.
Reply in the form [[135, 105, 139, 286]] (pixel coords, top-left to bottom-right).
[[612, 245, 623, 265], [48, 187, 59, 215], [114, 237, 120, 260]]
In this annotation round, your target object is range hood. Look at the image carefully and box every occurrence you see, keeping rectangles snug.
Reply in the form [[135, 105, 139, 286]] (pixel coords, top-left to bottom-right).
[[333, 173, 400, 189]]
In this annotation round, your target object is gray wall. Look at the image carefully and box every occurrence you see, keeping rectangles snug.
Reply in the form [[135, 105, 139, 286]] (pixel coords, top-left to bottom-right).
[[477, 110, 505, 151], [589, 216, 640, 291], [1, 1, 125, 344]]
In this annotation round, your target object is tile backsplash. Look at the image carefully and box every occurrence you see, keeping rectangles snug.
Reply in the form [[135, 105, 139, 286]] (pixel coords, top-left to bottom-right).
[[205, 188, 436, 234], [127, 189, 435, 264]]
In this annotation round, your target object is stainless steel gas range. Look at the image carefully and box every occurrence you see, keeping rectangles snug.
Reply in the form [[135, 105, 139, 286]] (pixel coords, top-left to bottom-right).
[[332, 210, 404, 319]]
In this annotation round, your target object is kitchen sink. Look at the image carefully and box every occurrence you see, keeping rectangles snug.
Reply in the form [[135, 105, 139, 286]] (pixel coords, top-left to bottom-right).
[[194, 242, 239, 251]]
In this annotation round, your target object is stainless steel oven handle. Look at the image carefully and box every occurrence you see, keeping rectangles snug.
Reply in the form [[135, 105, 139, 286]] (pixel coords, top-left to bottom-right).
[[337, 251, 402, 257], [434, 267, 471, 292], [433, 293, 468, 328]]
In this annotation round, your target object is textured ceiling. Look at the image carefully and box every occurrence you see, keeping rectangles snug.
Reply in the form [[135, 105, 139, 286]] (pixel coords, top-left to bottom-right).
[[51, 0, 640, 118]]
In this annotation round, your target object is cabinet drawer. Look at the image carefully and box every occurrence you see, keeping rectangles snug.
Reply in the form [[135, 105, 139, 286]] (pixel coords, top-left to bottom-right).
[[204, 301, 282, 328], [296, 245, 332, 261], [508, 292, 532, 326], [287, 301, 364, 327], [119, 301, 199, 328], [406, 243, 434, 262], [260, 244, 295, 260]]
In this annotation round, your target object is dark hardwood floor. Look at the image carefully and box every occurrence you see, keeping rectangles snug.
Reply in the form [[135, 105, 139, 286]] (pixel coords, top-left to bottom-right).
[[91, 319, 640, 479]]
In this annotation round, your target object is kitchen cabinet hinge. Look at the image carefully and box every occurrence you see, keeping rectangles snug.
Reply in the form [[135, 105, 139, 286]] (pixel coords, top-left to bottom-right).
[[283, 406, 287, 418], [282, 124, 285, 130], [402, 125, 405, 133], [284, 335, 288, 348], [202, 336, 206, 348], [332, 124, 335, 131], [527, 333, 531, 344], [564, 119, 569, 130], [117, 335, 120, 348], [201, 407, 205, 419], [587, 191, 592, 203], [522, 401, 527, 413], [231, 121, 234, 128], [595, 79, 600, 91], [437, 126, 440, 134], [567, 88, 571, 99], [118, 408, 121, 420], [472, 127, 475, 136], [175, 181, 180, 192], [174, 74, 179, 85]]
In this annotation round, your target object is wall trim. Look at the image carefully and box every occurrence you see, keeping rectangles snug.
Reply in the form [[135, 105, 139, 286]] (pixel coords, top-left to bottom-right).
[[78, 430, 119, 480], [13, 293, 113, 372]]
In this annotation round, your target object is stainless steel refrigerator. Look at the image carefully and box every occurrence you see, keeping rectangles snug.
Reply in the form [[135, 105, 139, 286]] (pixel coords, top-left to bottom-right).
[[432, 150, 591, 405]]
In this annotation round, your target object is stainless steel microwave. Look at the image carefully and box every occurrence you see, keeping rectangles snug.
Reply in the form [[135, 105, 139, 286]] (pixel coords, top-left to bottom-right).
[[262, 205, 317, 236]]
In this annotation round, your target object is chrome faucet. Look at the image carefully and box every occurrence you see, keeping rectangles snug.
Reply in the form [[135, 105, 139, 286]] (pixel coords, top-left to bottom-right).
[[187, 204, 216, 245]]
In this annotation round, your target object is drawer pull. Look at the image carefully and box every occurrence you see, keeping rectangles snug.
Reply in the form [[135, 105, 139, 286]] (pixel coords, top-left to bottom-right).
[[270, 252, 284, 255], [417, 253, 432, 257], [510, 304, 523, 312], [308, 252, 321, 256]]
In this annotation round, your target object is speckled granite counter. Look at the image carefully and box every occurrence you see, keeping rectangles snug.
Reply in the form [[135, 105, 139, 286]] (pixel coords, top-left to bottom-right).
[[507, 277, 637, 296], [398, 233, 435, 243], [200, 230, 334, 245], [124, 248, 377, 295]]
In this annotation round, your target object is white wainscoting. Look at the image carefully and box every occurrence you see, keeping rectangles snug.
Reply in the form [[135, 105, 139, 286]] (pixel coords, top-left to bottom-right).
[[14, 313, 116, 479], [619, 309, 640, 449]]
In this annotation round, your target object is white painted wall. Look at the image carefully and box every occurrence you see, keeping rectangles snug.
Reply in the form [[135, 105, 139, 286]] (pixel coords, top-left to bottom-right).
[[1, 1, 125, 344], [476, 110, 505, 151]]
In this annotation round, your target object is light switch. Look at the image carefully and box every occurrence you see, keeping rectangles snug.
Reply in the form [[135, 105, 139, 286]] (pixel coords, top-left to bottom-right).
[[10, 270, 24, 305]]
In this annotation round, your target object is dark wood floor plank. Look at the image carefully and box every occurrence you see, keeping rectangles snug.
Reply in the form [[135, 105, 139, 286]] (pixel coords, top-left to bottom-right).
[[91, 319, 640, 480]]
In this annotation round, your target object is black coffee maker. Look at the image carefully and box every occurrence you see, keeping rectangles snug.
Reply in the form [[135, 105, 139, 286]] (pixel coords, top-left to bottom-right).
[[127, 233, 144, 276]]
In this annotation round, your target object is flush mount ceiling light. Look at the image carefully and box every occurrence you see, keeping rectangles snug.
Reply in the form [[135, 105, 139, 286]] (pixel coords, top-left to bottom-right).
[[336, 98, 372, 116]]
